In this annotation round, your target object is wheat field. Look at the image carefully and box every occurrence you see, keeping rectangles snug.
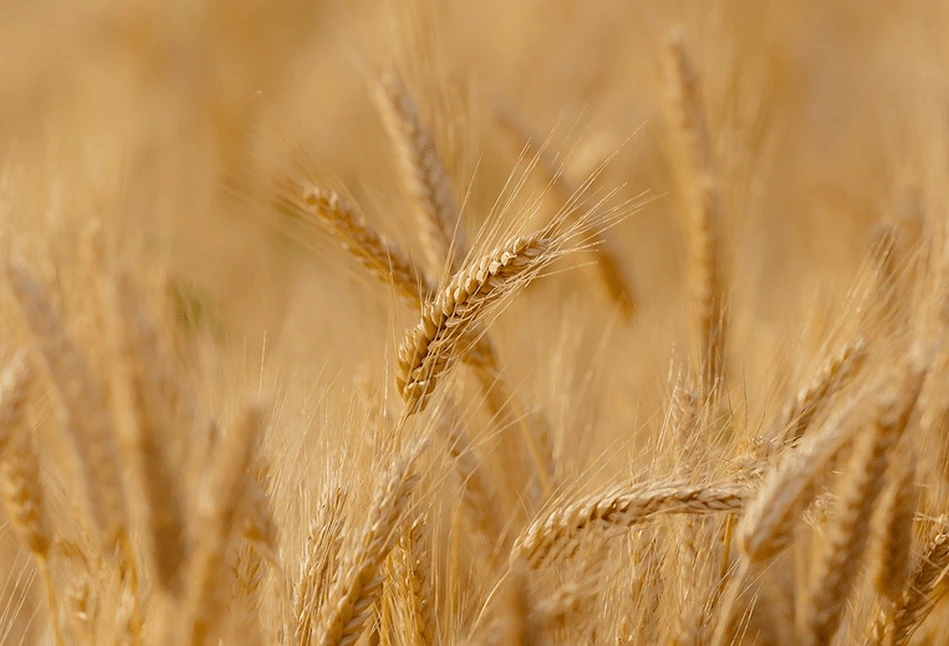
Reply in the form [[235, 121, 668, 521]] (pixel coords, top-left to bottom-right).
[[2, 1, 949, 644]]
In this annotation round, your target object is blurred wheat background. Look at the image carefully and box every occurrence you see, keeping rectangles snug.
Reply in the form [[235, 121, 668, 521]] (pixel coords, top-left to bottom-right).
[[2, 1, 949, 644]]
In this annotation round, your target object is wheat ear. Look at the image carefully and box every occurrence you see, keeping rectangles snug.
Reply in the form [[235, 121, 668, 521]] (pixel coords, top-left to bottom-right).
[[0, 351, 62, 645], [736, 384, 871, 566], [102, 271, 189, 592], [297, 188, 429, 305], [316, 442, 424, 646], [289, 185, 502, 388], [0, 351, 33, 460], [397, 228, 565, 416], [711, 386, 872, 646], [296, 486, 348, 646], [390, 517, 435, 645], [290, 185, 550, 493], [513, 480, 748, 567], [663, 30, 726, 396], [885, 520, 949, 646], [375, 72, 463, 276], [5, 264, 128, 555], [186, 404, 264, 646], [871, 445, 918, 603], [772, 337, 868, 446], [800, 362, 925, 646], [863, 446, 917, 646]]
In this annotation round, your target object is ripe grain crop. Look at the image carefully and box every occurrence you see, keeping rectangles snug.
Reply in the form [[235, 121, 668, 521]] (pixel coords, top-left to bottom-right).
[[3, 2, 949, 645]]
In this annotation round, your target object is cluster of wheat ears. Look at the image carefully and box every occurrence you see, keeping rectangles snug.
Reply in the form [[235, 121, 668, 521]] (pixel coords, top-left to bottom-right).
[[3, 2, 949, 645]]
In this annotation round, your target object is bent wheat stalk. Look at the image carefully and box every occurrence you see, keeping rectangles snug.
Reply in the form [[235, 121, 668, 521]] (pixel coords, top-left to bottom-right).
[[513, 480, 749, 567]]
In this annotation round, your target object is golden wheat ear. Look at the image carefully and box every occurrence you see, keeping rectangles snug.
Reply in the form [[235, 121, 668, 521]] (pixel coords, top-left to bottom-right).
[[770, 337, 868, 447], [316, 441, 425, 646], [864, 443, 917, 643], [295, 486, 348, 646], [0, 350, 63, 645], [4, 264, 129, 557], [662, 30, 727, 399], [396, 215, 591, 419], [185, 403, 265, 646], [513, 479, 748, 568], [374, 72, 464, 278], [100, 270, 189, 594], [873, 518, 949, 646], [799, 361, 925, 646], [294, 187, 432, 306]]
